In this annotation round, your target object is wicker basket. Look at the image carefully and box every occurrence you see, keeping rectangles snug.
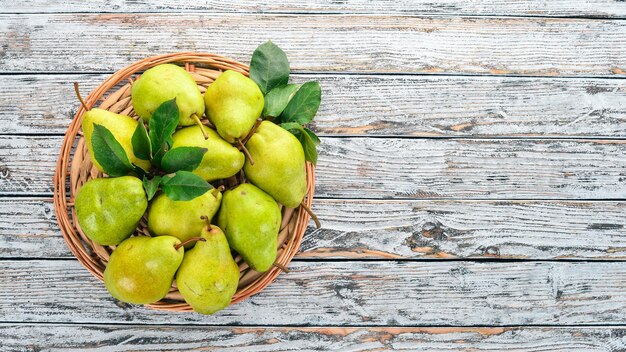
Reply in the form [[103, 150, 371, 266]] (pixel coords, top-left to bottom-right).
[[52, 52, 315, 312]]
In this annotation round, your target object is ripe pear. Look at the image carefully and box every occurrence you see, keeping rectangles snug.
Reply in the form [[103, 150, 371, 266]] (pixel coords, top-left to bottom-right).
[[82, 108, 151, 172], [176, 225, 239, 315], [148, 188, 222, 247], [217, 183, 281, 272], [204, 70, 263, 143], [244, 121, 307, 208], [75, 176, 148, 246], [104, 235, 184, 304], [171, 126, 244, 181], [131, 64, 204, 126]]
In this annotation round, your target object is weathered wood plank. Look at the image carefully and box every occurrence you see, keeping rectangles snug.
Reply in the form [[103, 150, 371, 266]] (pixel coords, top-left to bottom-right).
[[301, 200, 626, 260], [3, 260, 626, 325], [4, 0, 626, 17], [3, 324, 626, 351], [2, 136, 625, 199], [4, 198, 626, 260], [3, 74, 626, 137], [2, 15, 626, 76], [0, 198, 63, 258], [0, 136, 60, 196], [315, 138, 626, 200]]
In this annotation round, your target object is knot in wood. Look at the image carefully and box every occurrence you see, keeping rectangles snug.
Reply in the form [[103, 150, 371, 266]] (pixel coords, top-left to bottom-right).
[[421, 221, 444, 240]]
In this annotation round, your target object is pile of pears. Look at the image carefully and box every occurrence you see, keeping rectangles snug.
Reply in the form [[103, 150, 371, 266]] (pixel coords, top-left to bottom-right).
[[73, 43, 321, 315]]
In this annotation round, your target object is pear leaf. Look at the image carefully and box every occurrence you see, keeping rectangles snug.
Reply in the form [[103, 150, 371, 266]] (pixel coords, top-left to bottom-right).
[[161, 147, 207, 173], [161, 171, 212, 201], [280, 122, 301, 132], [281, 81, 321, 125], [304, 127, 320, 145], [143, 176, 162, 201], [281, 123, 319, 165], [263, 84, 301, 119], [132, 164, 147, 179], [91, 124, 134, 177], [298, 130, 319, 165], [131, 120, 151, 160], [250, 41, 289, 95], [149, 99, 179, 167]]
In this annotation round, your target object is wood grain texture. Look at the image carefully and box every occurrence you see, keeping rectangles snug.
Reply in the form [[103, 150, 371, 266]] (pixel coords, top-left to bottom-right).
[[4, 198, 626, 260], [0, 136, 59, 196], [3, 0, 626, 17], [2, 15, 626, 76], [3, 324, 626, 351], [4, 260, 626, 325], [3, 74, 626, 137], [0, 199, 62, 258], [4, 136, 625, 199], [314, 138, 626, 200], [301, 199, 626, 260]]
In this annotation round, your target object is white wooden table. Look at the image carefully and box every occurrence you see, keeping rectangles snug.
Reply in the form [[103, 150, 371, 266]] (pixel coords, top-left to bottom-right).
[[2, 1, 626, 350]]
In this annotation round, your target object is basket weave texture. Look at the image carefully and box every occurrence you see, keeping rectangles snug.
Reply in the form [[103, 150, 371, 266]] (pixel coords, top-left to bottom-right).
[[53, 52, 315, 312]]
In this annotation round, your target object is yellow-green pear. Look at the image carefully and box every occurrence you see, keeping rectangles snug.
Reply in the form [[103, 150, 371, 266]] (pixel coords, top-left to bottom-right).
[[244, 121, 307, 208], [217, 183, 281, 272], [204, 70, 263, 143], [176, 225, 239, 315], [148, 188, 222, 247], [131, 64, 204, 126], [75, 176, 148, 246], [104, 235, 186, 304], [82, 109, 151, 172], [171, 126, 245, 181]]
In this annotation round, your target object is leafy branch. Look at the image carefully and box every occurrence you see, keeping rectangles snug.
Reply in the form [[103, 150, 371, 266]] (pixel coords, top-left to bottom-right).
[[250, 41, 322, 165], [91, 99, 210, 201]]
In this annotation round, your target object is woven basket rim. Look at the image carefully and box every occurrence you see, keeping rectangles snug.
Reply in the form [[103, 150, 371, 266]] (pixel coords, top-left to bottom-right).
[[52, 52, 315, 312]]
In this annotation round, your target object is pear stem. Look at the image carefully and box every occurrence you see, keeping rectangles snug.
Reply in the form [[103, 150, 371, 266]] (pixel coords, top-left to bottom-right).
[[200, 215, 213, 231], [211, 185, 225, 198], [73, 82, 89, 111], [241, 118, 263, 145], [174, 237, 206, 250], [236, 139, 254, 165], [301, 201, 321, 229], [192, 114, 209, 140], [273, 262, 290, 273]]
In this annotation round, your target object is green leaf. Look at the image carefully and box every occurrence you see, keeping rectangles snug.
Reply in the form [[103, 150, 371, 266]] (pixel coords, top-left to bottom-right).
[[298, 130, 319, 165], [281, 81, 321, 125], [304, 127, 320, 145], [132, 164, 147, 179], [143, 176, 161, 201], [131, 121, 151, 160], [280, 122, 301, 131], [263, 84, 300, 119], [281, 123, 319, 165], [149, 99, 179, 167], [161, 171, 212, 201], [91, 124, 134, 177], [161, 147, 207, 173], [160, 174, 173, 184], [249, 41, 290, 95], [152, 147, 168, 169]]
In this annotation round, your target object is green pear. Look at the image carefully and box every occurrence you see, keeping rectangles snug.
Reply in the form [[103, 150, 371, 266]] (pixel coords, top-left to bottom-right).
[[82, 108, 151, 172], [171, 126, 244, 181], [204, 70, 263, 143], [217, 183, 281, 272], [148, 188, 222, 247], [75, 176, 148, 246], [131, 64, 204, 126], [244, 121, 307, 208], [176, 225, 239, 315], [104, 235, 184, 304]]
